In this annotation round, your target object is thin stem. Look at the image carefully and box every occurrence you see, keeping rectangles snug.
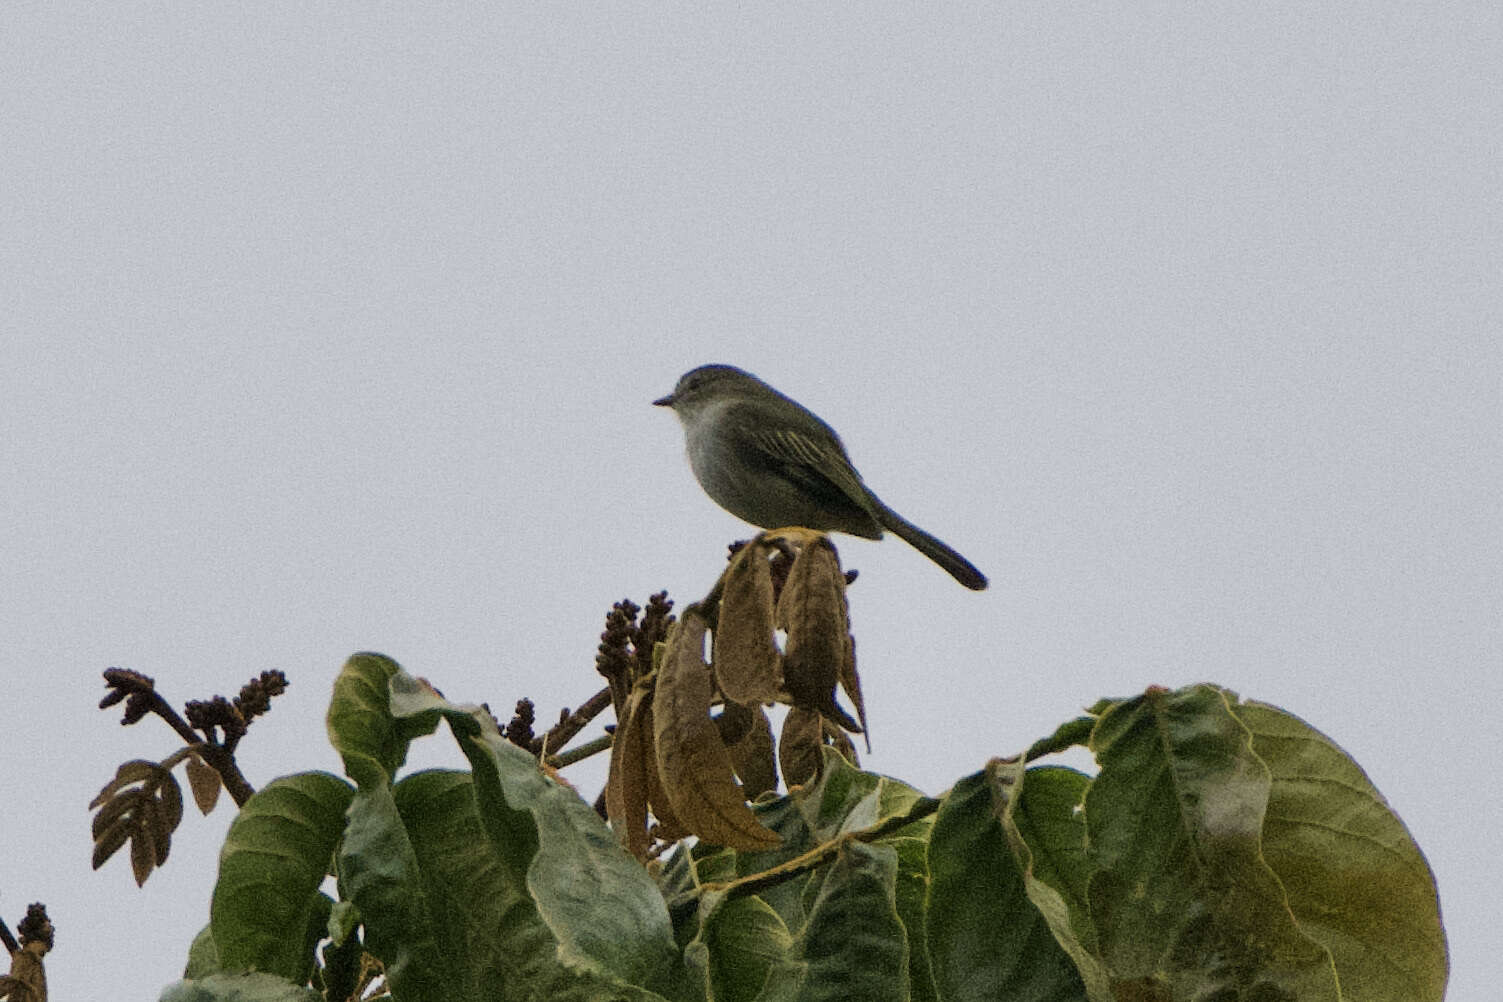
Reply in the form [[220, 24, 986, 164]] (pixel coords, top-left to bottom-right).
[[697, 796, 942, 902], [548, 732, 614, 769]]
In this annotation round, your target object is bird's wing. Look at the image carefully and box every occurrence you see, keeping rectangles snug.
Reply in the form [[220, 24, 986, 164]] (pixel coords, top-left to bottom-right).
[[742, 422, 879, 519]]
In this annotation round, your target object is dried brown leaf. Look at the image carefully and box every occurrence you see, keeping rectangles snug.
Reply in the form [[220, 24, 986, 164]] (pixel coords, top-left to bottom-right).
[[89, 759, 180, 884], [777, 537, 857, 731], [89, 760, 161, 807], [824, 716, 860, 768], [184, 754, 222, 815], [158, 767, 183, 832], [779, 706, 825, 788], [714, 700, 755, 745], [91, 816, 130, 870], [639, 700, 687, 842], [91, 792, 134, 839], [653, 610, 781, 850], [130, 819, 156, 886], [839, 634, 870, 751], [129, 795, 167, 866], [605, 688, 652, 860], [712, 542, 782, 705], [726, 704, 779, 800]]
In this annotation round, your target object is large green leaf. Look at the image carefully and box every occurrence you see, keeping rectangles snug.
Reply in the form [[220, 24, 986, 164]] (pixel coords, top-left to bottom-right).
[[674, 752, 939, 1002], [685, 890, 794, 1002], [995, 760, 1105, 1000], [326, 652, 436, 788], [773, 841, 908, 1002], [209, 771, 353, 982], [925, 769, 1087, 1001], [158, 972, 323, 1001], [729, 797, 820, 935], [743, 748, 915, 939], [796, 748, 882, 839], [388, 767, 676, 1001], [390, 768, 676, 1001], [386, 670, 542, 883], [386, 769, 532, 998], [887, 833, 938, 1002], [1086, 684, 1340, 1000], [1233, 699, 1448, 1001], [339, 778, 454, 1001], [386, 668, 680, 993], [467, 727, 680, 989]]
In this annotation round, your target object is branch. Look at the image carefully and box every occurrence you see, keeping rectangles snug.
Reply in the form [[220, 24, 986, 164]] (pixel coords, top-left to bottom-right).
[[533, 686, 614, 758], [693, 796, 943, 903]]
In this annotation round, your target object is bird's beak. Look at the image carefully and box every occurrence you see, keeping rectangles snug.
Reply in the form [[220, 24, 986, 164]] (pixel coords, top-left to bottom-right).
[[652, 394, 674, 407]]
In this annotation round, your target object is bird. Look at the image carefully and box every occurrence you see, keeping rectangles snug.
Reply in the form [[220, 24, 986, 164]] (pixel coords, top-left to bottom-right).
[[654, 364, 988, 590]]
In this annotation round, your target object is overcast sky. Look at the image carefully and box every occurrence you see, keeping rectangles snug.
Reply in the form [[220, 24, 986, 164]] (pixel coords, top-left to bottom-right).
[[3, 5, 1498, 999]]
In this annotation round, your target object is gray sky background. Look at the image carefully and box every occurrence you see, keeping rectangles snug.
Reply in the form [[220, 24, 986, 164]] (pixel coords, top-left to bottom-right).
[[4, 5, 1498, 998]]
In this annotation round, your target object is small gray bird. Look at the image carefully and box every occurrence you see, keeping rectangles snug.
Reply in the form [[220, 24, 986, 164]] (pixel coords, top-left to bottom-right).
[[654, 364, 988, 590]]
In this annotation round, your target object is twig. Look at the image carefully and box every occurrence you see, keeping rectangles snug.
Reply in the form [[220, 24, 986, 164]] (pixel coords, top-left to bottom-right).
[[546, 732, 614, 769], [694, 796, 943, 903], [100, 670, 258, 807], [532, 686, 613, 757]]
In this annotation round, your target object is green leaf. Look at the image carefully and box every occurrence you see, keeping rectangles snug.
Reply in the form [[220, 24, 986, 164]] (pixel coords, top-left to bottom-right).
[[786, 841, 908, 1002], [398, 767, 678, 1002], [210, 771, 353, 982], [797, 747, 881, 840], [874, 774, 931, 830], [329, 662, 676, 999], [385, 668, 680, 991], [462, 724, 680, 987], [325, 900, 359, 947], [926, 769, 1087, 1001], [686, 891, 794, 1002], [994, 760, 1105, 1000], [339, 778, 454, 1000], [386, 769, 526, 997], [725, 801, 823, 940], [183, 924, 219, 979], [158, 972, 323, 1001], [1233, 699, 1448, 1002], [1023, 715, 1095, 761], [326, 652, 433, 788], [1086, 684, 1340, 1001], [669, 755, 941, 1002], [886, 834, 938, 1002]]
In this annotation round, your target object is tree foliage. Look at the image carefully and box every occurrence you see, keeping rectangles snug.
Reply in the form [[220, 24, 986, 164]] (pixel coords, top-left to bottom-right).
[[157, 652, 1446, 1002]]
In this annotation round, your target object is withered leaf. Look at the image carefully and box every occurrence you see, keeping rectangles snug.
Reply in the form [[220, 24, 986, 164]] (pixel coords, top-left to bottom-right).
[[130, 817, 157, 886], [714, 700, 755, 746], [779, 706, 825, 788], [158, 764, 184, 831], [90, 759, 181, 885], [839, 634, 870, 751], [605, 687, 653, 860], [653, 610, 781, 850], [91, 788, 135, 838], [824, 716, 860, 768], [726, 704, 779, 800], [91, 817, 129, 869], [639, 700, 687, 843], [184, 753, 222, 815], [712, 541, 782, 706], [777, 536, 856, 732], [89, 760, 161, 805]]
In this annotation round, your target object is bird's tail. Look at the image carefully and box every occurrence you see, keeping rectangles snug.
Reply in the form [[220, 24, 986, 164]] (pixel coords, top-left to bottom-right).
[[871, 499, 989, 591]]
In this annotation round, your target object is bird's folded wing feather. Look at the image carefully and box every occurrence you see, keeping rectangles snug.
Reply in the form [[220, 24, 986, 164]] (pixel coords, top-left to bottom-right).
[[743, 425, 876, 516]]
